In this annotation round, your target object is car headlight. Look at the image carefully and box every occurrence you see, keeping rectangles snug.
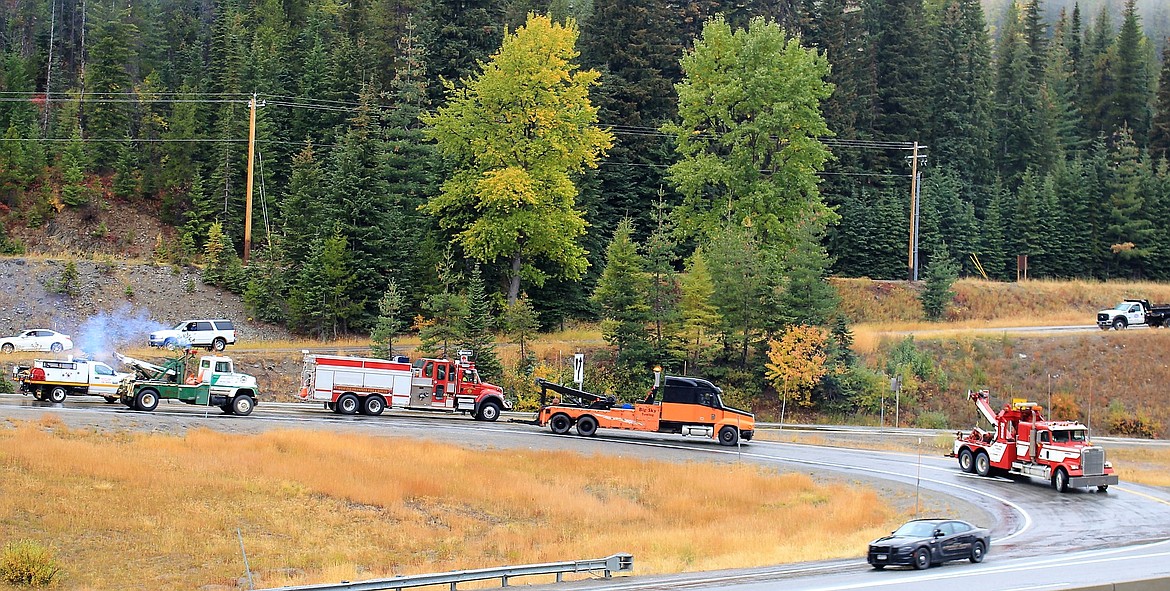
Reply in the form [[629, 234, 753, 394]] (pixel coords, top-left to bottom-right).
[[898, 547, 913, 554]]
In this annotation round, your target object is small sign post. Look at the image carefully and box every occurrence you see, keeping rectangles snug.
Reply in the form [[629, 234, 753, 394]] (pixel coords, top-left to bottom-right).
[[573, 353, 584, 390]]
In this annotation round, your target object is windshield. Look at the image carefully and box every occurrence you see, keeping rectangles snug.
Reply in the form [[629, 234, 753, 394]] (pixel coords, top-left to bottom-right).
[[892, 522, 940, 538], [172, 322, 186, 330], [1052, 429, 1088, 443], [1113, 302, 1134, 311]]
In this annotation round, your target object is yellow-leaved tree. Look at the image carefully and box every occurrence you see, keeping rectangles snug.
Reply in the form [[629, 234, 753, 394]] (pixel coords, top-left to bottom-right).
[[765, 325, 829, 427]]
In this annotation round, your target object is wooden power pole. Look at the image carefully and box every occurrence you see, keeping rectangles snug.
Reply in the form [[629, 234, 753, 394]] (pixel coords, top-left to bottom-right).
[[243, 93, 258, 265], [908, 141, 920, 281]]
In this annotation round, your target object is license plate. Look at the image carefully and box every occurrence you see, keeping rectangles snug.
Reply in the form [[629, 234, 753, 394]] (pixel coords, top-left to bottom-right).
[[876, 555, 887, 560]]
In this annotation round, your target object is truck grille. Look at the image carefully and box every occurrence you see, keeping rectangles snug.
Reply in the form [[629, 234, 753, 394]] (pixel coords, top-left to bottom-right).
[[1082, 447, 1105, 475], [869, 546, 891, 554], [1097, 313, 1109, 323]]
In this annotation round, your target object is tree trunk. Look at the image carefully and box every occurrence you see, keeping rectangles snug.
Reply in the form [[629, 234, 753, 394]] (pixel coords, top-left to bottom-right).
[[507, 251, 522, 305]]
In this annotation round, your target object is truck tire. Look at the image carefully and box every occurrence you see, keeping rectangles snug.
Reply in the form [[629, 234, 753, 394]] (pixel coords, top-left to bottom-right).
[[549, 414, 572, 435], [958, 448, 975, 473], [974, 451, 991, 477], [212, 338, 227, 352], [362, 395, 385, 416], [48, 386, 67, 403], [969, 540, 985, 563], [1112, 317, 1127, 330], [576, 415, 598, 437], [912, 547, 931, 570], [476, 401, 501, 422], [104, 396, 118, 404], [135, 389, 160, 412], [231, 395, 255, 416], [32, 388, 45, 401], [718, 425, 740, 446], [1052, 467, 1070, 493], [336, 393, 359, 415]]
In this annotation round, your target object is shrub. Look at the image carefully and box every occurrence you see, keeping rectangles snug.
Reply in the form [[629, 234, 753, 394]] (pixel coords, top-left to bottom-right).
[[915, 410, 949, 429], [0, 539, 61, 587], [56, 261, 80, 297]]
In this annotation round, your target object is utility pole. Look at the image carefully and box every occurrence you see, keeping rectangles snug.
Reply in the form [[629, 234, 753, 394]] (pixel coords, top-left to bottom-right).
[[908, 141, 920, 281], [243, 93, 258, 265]]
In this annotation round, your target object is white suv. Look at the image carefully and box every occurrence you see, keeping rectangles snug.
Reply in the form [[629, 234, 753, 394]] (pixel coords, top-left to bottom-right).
[[149, 319, 237, 351]]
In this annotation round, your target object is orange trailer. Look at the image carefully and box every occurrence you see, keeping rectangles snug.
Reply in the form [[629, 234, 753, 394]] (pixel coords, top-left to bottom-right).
[[535, 374, 754, 446]]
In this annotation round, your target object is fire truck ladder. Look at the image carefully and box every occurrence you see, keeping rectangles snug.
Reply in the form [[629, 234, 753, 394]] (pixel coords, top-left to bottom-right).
[[534, 378, 615, 410]]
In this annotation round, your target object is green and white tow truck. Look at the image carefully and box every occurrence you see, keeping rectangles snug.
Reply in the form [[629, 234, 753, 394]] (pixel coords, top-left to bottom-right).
[[115, 351, 259, 415]]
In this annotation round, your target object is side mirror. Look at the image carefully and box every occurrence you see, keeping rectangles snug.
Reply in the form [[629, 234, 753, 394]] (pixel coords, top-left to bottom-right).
[[933, 529, 945, 538]]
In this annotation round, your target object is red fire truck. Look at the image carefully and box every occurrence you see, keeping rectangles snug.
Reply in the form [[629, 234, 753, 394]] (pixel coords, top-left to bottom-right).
[[298, 351, 511, 421], [951, 389, 1118, 492]]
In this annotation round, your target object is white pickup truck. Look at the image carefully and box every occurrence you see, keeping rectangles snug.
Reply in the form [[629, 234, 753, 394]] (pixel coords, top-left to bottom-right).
[[13, 358, 133, 403]]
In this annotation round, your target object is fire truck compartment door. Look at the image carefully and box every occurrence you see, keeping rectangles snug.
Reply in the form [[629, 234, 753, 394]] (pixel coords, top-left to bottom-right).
[[408, 381, 433, 408], [314, 370, 335, 401]]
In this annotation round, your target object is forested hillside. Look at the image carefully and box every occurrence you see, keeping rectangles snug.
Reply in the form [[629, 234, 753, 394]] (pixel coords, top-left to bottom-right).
[[2, 0, 1170, 419]]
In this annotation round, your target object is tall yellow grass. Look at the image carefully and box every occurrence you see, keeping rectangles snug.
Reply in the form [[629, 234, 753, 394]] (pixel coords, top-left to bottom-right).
[[0, 420, 907, 590]]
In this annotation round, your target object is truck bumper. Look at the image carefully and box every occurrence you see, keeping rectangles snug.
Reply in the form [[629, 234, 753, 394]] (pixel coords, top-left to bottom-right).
[[1069, 474, 1119, 488]]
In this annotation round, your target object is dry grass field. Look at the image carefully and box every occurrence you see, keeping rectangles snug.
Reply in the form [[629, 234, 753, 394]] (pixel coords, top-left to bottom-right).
[[0, 419, 907, 591]]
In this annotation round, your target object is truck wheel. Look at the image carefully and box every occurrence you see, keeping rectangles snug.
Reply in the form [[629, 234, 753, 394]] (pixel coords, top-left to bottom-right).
[[104, 396, 118, 404], [958, 448, 975, 473], [476, 401, 501, 422], [231, 395, 254, 416], [135, 389, 160, 412], [1112, 317, 1127, 330], [48, 386, 67, 403], [974, 451, 991, 477], [362, 395, 385, 416], [212, 338, 227, 352], [718, 425, 740, 446], [50, 342, 64, 352], [912, 547, 931, 570], [1098, 485, 1109, 492], [220, 404, 234, 415], [336, 393, 359, 415], [1052, 467, 1070, 493], [969, 540, 985, 563], [549, 414, 572, 435], [0, 343, 12, 353], [576, 415, 598, 437]]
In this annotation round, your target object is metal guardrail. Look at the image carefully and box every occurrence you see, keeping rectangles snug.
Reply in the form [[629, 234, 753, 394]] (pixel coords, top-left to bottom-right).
[[265, 553, 634, 591]]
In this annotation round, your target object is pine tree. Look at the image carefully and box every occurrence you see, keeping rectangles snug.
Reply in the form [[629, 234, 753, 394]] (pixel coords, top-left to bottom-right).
[[1152, 41, 1170, 160], [287, 233, 362, 338], [182, 171, 215, 248], [242, 243, 288, 324], [592, 219, 651, 362], [993, 1, 1053, 185], [418, 248, 468, 358], [84, 3, 138, 170], [371, 280, 409, 359], [112, 141, 140, 199], [461, 264, 502, 381], [977, 179, 1009, 280], [1103, 127, 1156, 278], [59, 124, 90, 207], [920, 253, 959, 321], [503, 294, 540, 365], [865, 0, 928, 144], [679, 247, 722, 371], [1105, 0, 1153, 142], [775, 219, 840, 329], [643, 200, 681, 361], [423, 0, 505, 104]]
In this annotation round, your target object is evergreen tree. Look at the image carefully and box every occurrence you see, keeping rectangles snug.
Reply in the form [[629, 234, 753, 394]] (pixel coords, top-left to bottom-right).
[[418, 248, 468, 358], [423, 0, 504, 103], [705, 225, 775, 366], [977, 179, 1009, 279], [1103, 127, 1156, 278], [287, 232, 362, 338], [679, 247, 722, 372], [1152, 41, 1170, 160], [503, 294, 540, 365], [643, 200, 681, 361], [84, 2, 138, 170], [242, 243, 288, 324], [461, 264, 503, 381], [1105, 0, 1153, 142], [59, 124, 90, 207], [278, 143, 328, 266], [774, 219, 839, 329], [111, 141, 140, 199], [371, 280, 409, 359], [592, 219, 651, 362], [993, 1, 1053, 185], [920, 253, 959, 321], [865, 0, 927, 145], [182, 171, 215, 248]]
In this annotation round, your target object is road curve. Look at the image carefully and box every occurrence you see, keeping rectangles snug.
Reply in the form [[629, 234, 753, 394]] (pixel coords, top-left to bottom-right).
[[2, 394, 1169, 590]]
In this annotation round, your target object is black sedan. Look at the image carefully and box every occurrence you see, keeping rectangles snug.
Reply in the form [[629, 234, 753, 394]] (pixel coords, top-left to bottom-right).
[[867, 518, 990, 570]]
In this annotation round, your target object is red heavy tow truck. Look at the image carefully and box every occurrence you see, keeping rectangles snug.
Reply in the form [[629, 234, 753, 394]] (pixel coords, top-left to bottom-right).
[[298, 351, 511, 421], [951, 389, 1118, 492]]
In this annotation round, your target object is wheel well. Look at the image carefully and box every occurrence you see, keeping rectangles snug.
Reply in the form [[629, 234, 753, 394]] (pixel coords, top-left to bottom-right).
[[235, 389, 257, 399], [578, 414, 597, 425], [551, 412, 574, 423]]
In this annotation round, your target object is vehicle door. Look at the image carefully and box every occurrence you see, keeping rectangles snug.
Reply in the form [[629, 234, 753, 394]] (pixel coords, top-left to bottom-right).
[[934, 522, 962, 560], [15, 330, 40, 351], [431, 361, 449, 406], [186, 321, 215, 346], [1128, 303, 1145, 325], [89, 362, 122, 396], [947, 521, 976, 558]]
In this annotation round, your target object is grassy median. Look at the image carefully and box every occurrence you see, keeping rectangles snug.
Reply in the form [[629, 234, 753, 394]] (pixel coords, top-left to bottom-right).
[[0, 417, 908, 590]]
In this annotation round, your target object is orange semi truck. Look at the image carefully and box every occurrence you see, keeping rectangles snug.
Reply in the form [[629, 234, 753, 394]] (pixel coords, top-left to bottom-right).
[[535, 372, 754, 446]]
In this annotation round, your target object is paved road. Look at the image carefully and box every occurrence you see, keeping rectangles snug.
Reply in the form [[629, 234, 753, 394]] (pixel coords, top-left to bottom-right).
[[3, 394, 1169, 591]]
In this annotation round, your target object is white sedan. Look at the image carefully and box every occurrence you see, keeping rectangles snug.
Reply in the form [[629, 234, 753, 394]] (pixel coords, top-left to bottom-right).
[[0, 329, 74, 353]]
